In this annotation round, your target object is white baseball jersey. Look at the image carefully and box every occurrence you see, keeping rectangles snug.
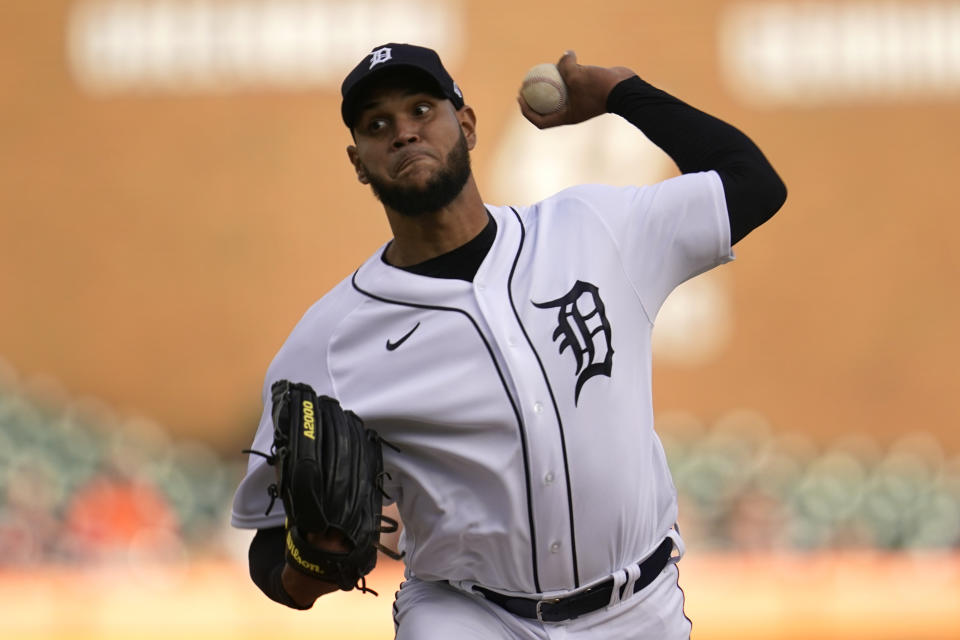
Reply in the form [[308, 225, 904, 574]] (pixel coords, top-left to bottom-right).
[[232, 170, 732, 597]]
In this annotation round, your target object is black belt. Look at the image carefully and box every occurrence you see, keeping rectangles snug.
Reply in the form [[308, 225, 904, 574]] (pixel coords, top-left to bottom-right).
[[473, 538, 673, 623]]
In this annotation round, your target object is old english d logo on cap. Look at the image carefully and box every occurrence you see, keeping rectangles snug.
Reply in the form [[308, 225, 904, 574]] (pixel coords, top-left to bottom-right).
[[340, 43, 465, 128], [369, 46, 393, 69]]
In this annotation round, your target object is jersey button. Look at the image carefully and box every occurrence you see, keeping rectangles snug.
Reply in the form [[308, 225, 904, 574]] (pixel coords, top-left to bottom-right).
[[550, 541, 561, 553], [533, 401, 544, 414], [543, 472, 554, 485]]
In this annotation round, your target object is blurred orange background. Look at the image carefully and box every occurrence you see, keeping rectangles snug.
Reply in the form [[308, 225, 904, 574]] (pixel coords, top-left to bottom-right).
[[3, 555, 959, 639], [1, 0, 958, 638]]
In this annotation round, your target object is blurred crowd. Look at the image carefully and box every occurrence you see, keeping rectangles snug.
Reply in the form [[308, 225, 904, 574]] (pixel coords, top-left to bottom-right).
[[662, 410, 960, 551], [0, 359, 242, 565], [0, 358, 958, 566]]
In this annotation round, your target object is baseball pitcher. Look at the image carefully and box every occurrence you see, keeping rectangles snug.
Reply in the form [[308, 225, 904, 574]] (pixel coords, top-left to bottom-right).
[[232, 43, 786, 639]]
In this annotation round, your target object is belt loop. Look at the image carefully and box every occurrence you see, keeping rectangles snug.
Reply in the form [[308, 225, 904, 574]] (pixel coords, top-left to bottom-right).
[[622, 564, 644, 602], [605, 569, 630, 608], [666, 525, 685, 565]]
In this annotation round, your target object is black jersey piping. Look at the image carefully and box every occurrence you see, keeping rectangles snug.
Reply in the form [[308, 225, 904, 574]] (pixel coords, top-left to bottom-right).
[[506, 206, 582, 588], [350, 271, 543, 593]]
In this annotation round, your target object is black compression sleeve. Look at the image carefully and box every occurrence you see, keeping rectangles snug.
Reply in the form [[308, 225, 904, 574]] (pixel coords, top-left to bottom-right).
[[606, 76, 787, 245], [248, 527, 313, 610]]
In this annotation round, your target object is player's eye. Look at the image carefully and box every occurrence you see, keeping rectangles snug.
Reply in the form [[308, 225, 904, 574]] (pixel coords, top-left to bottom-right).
[[366, 118, 388, 133], [413, 103, 431, 116]]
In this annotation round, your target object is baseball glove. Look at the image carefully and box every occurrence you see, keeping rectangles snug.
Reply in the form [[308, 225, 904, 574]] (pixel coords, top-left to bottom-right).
[[245, 380, 401, 595]]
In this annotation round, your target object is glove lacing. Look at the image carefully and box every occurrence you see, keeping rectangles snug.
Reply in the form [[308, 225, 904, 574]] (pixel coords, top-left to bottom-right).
[[241, 444, 285, 516]]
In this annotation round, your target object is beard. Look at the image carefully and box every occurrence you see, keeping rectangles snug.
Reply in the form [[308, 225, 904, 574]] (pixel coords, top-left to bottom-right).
[[365, 131, 472, 217]]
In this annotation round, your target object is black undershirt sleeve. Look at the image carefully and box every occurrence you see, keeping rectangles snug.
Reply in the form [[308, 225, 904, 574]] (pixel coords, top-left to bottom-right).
[[606, 76, 787, 245], [249, 526, 313, 609]]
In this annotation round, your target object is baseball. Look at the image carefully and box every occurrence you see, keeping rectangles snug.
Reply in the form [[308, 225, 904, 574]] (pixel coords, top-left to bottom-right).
[[520, 63, 568, 115]]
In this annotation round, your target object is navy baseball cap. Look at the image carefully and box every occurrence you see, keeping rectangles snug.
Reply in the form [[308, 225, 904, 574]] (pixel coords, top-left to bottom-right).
[[341, 43, 464, 129]]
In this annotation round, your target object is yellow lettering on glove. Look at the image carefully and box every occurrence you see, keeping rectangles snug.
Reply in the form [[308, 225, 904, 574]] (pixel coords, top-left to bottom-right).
[[287, 530, 323, 575], [302, 400, 316, 440]]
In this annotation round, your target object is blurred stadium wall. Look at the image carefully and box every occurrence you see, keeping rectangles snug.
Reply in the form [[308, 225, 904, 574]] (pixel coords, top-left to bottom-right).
[[1, 0, 957, 455], [1, 1, 959, 638]]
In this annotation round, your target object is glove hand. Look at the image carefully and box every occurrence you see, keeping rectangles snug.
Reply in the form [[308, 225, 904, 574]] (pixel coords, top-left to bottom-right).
[[281, 530, 350, 607], [252, 380, 398, 595]]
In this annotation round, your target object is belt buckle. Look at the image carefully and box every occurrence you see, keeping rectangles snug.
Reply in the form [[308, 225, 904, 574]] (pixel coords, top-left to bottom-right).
[[535, 596, 563, 623]]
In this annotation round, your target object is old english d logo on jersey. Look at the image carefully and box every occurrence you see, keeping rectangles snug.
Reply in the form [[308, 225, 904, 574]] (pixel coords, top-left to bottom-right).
[[533, 280, 614, 405]]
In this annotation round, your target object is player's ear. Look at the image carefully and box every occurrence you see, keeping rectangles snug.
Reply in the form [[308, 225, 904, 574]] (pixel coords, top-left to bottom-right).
[[346, 145, 370, 184], [457, 105, 477, 151]]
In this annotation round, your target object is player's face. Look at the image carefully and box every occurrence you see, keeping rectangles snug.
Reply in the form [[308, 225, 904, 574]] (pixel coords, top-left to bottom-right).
[[347, 79, 477, 217]]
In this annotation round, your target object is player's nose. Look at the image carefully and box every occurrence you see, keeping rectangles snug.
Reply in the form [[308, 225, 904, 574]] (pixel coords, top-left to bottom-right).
[[391, 116, 421, 148]]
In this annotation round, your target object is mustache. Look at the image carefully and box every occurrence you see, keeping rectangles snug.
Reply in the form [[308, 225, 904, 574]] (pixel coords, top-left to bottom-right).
[[392, 149, 434, 175]]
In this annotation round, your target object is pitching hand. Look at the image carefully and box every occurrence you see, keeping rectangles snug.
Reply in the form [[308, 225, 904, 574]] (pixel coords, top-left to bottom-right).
[[518, 51, 635, 129]]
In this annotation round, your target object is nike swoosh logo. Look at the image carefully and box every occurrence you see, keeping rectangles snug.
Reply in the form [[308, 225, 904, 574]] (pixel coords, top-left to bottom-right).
[[386, 322, 421, 351]]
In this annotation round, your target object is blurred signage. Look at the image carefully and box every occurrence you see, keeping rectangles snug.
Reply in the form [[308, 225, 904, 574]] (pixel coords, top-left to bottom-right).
[[720, 1, 960, 105], [67, 0, 464, 93]]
